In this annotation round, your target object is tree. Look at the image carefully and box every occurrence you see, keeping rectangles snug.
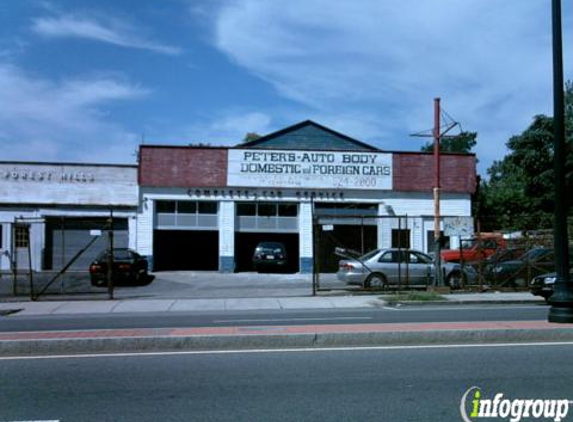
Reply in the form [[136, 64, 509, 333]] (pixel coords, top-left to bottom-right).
[[477, 82, 573, 231], [242, 132, 262, 143], [421, 131, 477, 154]]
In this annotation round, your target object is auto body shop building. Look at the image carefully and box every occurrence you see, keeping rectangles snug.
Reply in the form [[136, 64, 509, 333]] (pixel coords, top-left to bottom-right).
[[0, 162, 137, 272], [136, 120, 477, 273]]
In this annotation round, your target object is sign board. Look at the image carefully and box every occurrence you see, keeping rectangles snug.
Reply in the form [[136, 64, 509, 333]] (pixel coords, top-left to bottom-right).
[[322, 224, 334, 231], [228, 149, 393, 190], [90, 230, 102, 236], [444, 217, 474, 237]]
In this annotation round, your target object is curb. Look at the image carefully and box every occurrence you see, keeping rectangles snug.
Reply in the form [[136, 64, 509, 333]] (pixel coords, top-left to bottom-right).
[[385, 300, 546, 307], [2, 327, 573, 356]]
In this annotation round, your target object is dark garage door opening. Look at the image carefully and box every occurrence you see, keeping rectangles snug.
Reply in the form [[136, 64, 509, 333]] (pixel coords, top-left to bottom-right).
[[235, 233, 299, 273], [318, 225, 377, 273], [154, 230, 218, 271]]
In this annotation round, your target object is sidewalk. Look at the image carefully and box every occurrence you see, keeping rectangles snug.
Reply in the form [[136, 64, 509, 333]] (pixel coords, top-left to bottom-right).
[[0, 291, 545, 317]]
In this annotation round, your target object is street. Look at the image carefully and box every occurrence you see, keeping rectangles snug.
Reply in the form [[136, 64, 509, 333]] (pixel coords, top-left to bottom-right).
[[0, 304, 549, 332], [1, 343, 572, 422]]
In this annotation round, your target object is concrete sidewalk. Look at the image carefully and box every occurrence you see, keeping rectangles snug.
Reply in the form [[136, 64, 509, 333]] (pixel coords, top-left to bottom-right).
[[0, 292, 545, 317], [1, 320, 572, 356]]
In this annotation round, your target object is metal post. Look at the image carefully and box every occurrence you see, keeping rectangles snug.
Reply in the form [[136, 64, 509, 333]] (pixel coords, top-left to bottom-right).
[[27, 227, 33, 301], [107, 209, 115, 300], [548, 0, 572, 322], [11, 218, 17, 296], [434, 98, 444, 286]]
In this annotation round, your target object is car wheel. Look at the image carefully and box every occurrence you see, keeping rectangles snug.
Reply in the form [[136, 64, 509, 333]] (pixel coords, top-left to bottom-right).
[[365, 273, 387, 290], [446, 271, 464, 289]]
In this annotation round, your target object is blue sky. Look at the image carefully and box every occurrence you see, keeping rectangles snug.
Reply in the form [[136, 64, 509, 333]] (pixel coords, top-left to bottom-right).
[[0, 0, 571, 175]]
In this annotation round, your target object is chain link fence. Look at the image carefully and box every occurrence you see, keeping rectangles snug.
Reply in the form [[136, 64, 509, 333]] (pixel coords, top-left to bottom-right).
[[312, 213, 573, 293]]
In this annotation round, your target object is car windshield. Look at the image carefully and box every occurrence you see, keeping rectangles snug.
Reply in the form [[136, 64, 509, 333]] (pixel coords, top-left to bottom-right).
[[460, 239, 477, 250], [255, 243, 284, 253], [519, 248, 551, 261]]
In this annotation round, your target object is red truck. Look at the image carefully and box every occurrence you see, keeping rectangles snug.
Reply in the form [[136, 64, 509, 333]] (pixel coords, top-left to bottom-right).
[[440, 235, 506, 264]]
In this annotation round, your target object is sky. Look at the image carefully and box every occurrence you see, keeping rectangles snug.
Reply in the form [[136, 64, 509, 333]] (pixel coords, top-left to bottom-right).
[[0, 0, 571, 176]]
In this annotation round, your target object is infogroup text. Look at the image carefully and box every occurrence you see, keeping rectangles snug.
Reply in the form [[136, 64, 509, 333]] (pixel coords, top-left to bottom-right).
[[460, 387, 571, 422]]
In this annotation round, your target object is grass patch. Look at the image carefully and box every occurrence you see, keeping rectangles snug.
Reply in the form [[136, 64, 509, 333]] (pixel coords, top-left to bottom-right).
[[384, 291, 447, 304]]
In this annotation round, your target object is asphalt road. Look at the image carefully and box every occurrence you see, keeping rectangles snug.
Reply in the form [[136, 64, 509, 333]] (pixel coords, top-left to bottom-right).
[[1, 343, 572, 422], [0, 304, 550, 332]]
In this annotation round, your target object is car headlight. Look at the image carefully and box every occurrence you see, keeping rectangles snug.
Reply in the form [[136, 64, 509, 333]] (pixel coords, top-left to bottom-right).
[[493, 266, 503, 273], [544, 277, 556, 285]]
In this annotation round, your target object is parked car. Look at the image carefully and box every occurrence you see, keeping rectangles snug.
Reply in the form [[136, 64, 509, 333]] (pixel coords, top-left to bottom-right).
[[252, 241, 288, 272], [530, 270, 573, 302], [490, 247, 556, 287], [481, 246, 528, 280], [90, 248, 149, 287], [441, 235, 506, 264], [336, 248, 477, 289]]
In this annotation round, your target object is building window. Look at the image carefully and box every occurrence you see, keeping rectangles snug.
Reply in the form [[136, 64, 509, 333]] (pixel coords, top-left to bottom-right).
[[15, 225, 29, 248], [258, 203, 277, 217], [177, 201, 197, 214], [278, 204, 297, 217], [392, 229, 411, 249], [198, 202, 217, 214], [427, 230, 450, 251], [156, 201, 176, 213], [237, 203, 256, 216]]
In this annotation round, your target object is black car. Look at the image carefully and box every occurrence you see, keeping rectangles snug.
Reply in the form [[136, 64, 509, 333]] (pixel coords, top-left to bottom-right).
[[89, 248, 149, 287], [490, 247, 555, 287], [252, 242, 288, 272], [530, 270, 573, 302]]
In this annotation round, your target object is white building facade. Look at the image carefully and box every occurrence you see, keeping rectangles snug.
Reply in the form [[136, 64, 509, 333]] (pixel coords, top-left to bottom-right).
[[0, 162, 138, 272], [136, 121, 477, 273]]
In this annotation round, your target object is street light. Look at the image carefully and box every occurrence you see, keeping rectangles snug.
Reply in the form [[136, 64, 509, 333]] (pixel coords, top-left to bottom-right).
[[548, 0, 572, 323]]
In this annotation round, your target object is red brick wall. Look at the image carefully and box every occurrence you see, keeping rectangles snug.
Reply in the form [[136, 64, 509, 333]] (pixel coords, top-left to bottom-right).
[[140, 146, 477, 194], [139, 146, 228, 187], [393, 153, 477, 194]]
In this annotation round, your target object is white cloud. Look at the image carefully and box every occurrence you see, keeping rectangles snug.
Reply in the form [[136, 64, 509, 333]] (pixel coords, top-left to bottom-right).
[[164, 111, 275, 146], [211, 0, 572, 173], [32, 13, 181, 55], [0, 63, 146, 163]]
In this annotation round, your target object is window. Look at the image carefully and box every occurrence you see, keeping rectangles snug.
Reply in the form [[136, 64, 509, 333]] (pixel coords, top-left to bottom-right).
[[278, 204, 297, 217], [237, 203, 256, 216], [258, 203, 277, 217], [198, 202, 217, 214], [392, 229, 411, 249], [156, 201, 176, 213], [178, 201, 197, 214], [15, 225, 29, 248]]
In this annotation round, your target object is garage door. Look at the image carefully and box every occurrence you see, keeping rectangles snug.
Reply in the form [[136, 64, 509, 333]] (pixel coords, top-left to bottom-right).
[[153, 230, 219, 271], [45, 218, 128, 271]]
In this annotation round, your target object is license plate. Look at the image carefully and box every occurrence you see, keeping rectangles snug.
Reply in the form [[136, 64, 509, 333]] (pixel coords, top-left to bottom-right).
[[266, 255, 275, 260]]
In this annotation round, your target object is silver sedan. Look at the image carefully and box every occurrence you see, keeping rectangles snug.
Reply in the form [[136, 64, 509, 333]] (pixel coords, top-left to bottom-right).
[[336, 248, 477, 289]]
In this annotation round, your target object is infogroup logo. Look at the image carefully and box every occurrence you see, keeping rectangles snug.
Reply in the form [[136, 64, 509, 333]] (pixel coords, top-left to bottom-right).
[[460, 387, 571, 422]]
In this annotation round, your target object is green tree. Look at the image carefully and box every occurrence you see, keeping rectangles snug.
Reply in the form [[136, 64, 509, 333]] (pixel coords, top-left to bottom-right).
[[477, 82, 573, 231], [242, 132, 262, 143], [421, 131, 477, 154]]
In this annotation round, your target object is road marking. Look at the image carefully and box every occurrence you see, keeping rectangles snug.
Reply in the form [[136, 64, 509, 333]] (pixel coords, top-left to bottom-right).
[[3, 341, 573, 360], [214, 316, 373, 323]]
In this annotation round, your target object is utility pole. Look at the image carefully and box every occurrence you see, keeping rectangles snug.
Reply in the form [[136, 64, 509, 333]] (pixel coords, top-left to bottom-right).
[[411, 99, 461, 286], [548, 0, 572, 323], [433, 98, 444, 286]]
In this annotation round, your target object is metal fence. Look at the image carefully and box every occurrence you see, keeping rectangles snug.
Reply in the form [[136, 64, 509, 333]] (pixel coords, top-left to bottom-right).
[[312, 213, 573, 293], [3, 213, 124, 299]]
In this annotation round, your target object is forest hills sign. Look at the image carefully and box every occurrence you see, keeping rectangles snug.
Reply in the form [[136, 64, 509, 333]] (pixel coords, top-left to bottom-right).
[[227, 149, 393, 190]]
